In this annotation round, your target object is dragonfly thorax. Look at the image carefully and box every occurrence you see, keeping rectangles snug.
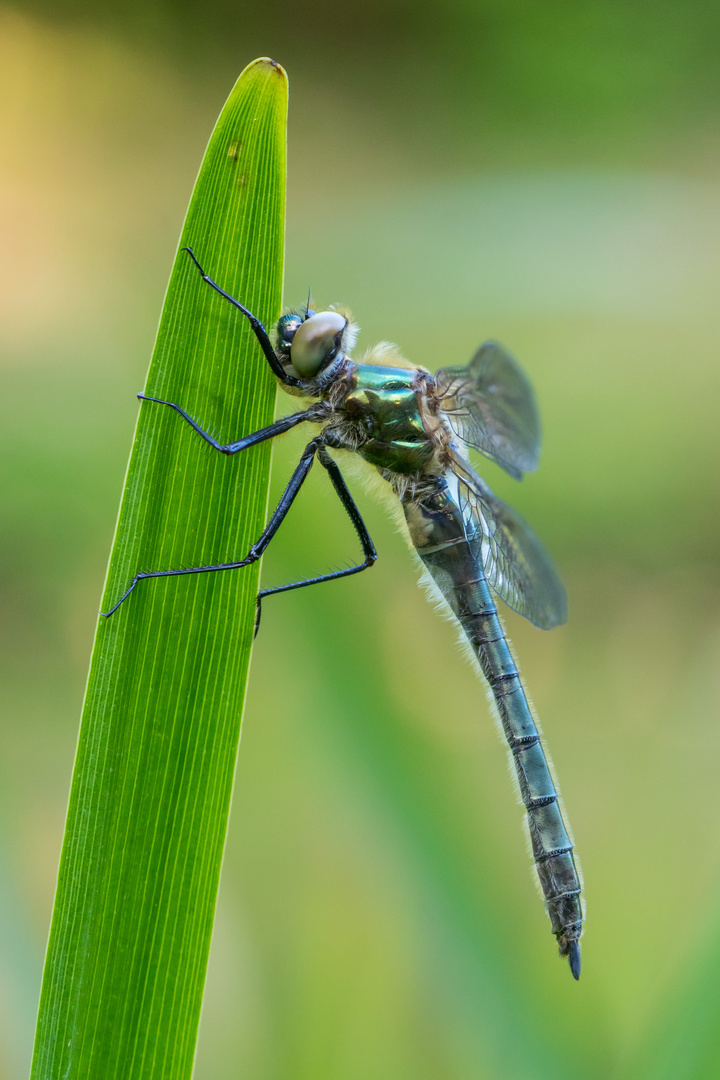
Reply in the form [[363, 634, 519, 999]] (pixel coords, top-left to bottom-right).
[[335, 363, 438, 475]]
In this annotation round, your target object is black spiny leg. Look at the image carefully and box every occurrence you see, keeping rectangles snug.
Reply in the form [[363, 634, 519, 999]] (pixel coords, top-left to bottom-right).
[[102, 438, 325, 617], [137, 393, 312, 454], [182, 247, 299, 386], [254, 446, 377, 634]]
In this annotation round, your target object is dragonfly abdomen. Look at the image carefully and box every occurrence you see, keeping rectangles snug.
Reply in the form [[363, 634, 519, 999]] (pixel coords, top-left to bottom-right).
[[403, 480, 583, 974], [459, 593, 583, 965]]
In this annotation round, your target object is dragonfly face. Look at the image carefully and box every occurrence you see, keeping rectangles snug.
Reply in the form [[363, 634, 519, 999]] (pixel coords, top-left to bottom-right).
[[108, 247, 583, 978], [275, 308, 350, 380]]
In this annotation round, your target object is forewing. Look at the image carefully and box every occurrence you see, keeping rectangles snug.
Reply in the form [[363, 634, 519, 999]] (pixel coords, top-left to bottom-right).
[[435, 341, 541, 479], [452, 457, 567, 629]]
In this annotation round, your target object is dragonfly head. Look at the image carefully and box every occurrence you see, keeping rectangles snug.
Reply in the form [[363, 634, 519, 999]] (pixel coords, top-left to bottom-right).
[[275, 309, 352, 382]]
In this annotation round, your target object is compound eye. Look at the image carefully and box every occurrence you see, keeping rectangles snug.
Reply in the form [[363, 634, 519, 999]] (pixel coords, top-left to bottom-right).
[[276, 313, 303, 354], [290, 311, 347, 378]]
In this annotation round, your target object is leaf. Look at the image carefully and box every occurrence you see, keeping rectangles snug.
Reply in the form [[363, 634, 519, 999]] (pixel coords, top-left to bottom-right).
[[30, 57, 287, 1079]]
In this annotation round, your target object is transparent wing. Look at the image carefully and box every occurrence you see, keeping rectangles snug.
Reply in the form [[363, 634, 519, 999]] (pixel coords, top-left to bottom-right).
[[450, 456, 567, 629], [435, 341, 541, 480]]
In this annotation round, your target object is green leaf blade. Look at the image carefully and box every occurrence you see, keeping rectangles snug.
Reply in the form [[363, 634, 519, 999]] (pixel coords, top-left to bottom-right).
[[31, 58, 287, 1080]]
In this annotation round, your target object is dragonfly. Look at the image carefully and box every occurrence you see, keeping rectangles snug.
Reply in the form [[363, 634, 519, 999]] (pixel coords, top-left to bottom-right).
[[104, 246, 584, 979]]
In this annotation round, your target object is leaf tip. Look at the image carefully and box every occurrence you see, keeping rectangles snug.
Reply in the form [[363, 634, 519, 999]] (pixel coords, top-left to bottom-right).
[[248, 56, 287, 79]]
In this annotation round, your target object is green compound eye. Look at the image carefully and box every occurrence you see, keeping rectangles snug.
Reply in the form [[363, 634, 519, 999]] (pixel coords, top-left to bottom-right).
[[275, 313, 304, 354], [290, 311, 347, 377]]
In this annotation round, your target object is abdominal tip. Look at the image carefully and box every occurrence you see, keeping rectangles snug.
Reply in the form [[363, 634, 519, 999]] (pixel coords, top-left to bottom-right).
[[568, 941, 581, 980]]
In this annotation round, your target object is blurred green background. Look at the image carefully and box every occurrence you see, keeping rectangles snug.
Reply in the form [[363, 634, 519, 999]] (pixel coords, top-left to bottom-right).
[[2, 1, 720, 1077]]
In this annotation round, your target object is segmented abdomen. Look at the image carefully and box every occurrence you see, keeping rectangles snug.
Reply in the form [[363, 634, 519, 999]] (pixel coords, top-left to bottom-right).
[[401, 480, 583, 963]]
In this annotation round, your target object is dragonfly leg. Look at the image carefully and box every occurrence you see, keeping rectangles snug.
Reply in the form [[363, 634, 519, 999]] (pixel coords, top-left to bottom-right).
[[254, 446, 377, 635], [182, 246, 298, 386], [138, 394, 312, 454], [101, 437, 324, 617]]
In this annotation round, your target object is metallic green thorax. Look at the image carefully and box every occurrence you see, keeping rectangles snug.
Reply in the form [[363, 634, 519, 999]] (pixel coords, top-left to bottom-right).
[[343, 364, 434, 474]]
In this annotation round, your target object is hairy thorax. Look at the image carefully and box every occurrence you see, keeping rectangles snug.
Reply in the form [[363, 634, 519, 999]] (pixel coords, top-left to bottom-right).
[[316, 359, 455, 492]]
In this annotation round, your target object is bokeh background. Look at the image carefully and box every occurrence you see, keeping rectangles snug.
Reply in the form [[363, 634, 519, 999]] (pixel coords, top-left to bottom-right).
[[2, 1, 720, 1077]]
